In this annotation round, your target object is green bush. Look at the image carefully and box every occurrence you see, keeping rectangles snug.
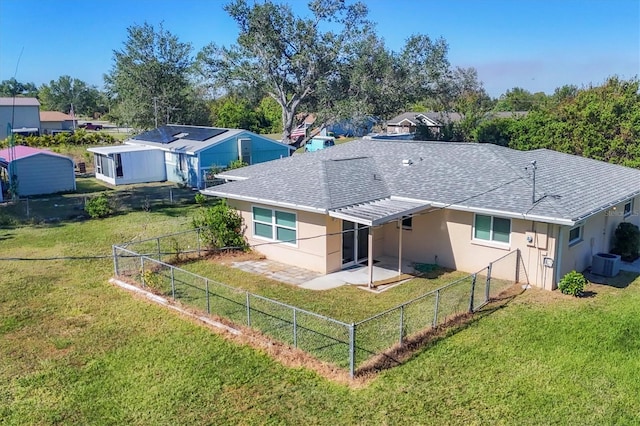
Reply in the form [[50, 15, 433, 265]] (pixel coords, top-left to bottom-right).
[[611, 222, 640, 262], [13, 131, 118, 147], [141, 269, 162, 291], [194, 193, 207, 205], [558, 270, 587, 297], [85, 193, 113, 218], [228, 159, 248, 170], [192, 200, 248, 251]]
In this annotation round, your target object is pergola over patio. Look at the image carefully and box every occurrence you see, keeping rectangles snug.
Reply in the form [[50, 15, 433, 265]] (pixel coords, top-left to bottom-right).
[[329, 197, 433, 287]]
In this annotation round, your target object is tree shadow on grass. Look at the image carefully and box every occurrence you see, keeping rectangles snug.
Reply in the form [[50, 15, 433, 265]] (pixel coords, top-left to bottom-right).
[[354, 284, 525, 377]]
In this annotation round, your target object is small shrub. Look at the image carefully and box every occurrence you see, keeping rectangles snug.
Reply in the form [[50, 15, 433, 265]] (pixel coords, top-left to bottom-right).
[[228, 159, 248, 170], [558, 270, 587, 297], [85, 192, 112, 218], [0, 213, 17, 227], [194, 193, 207, 205], [192, 200, 248, 251], [141, 269, 162, 291], [611, 222, 640, 262], [169, 237, 183, 262]]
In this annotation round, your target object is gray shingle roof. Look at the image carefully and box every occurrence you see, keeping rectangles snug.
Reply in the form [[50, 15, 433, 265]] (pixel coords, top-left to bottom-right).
[[387, 112, 463, 126], [0, 97, 40, 106], [126, 126, 293, 154], [202, 139, 640, 224]]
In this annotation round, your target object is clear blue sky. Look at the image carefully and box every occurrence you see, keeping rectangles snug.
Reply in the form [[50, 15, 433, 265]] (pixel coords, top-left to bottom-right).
[[0, 0, 638, 98]]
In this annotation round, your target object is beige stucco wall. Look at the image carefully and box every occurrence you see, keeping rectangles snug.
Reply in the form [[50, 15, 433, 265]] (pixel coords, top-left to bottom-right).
[[229, 200, 332, 273], [559, 195, 640, 279], [380, 209, 558, 290], [227, 195, 640, 291]]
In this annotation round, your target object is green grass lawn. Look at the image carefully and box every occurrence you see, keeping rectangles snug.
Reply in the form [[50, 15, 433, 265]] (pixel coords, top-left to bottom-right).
[[2, 206, 640, 424]]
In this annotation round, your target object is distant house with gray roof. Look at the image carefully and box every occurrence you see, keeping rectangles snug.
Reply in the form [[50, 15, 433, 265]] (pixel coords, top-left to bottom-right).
[[0, 97, 41, 139], [88, 125, 294, 188], [386, 111, 462, 135], [202, 139, 640, 290], [385, 111, 528, 136]]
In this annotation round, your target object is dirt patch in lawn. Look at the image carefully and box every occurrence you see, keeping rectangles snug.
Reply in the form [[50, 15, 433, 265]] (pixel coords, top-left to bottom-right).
[[204, 250, 266, 265]]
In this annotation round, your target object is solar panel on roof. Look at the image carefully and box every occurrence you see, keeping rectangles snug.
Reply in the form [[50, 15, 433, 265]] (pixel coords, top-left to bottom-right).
[[173, 126, 227, 141], [133, 125, 228, 143], [133, 126, 177, 144]]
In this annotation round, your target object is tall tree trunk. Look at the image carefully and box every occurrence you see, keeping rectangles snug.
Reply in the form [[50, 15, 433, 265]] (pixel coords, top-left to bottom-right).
[[282, 105, 295, 144]]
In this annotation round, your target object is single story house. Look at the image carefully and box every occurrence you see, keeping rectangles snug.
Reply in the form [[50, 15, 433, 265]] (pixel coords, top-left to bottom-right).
[[0, 97, 41, 140], [202, 139, 640, 290], [385, 111, 529, 136], [0, 146, 76, 197], [88, 125, 294, 188], [40, 111, 76, 134], [386, 112, 463, 135]]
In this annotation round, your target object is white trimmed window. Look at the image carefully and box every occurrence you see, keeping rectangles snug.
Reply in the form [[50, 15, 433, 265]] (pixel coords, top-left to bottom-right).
[[252, 206, 297, 244], [624, 200, 633, 217], [474, 214, 511, 244], [568, 225, 583, 246]]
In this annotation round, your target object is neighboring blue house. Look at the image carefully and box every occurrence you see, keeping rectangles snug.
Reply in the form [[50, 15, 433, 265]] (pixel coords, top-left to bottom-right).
[[89, 125, 293, 188]]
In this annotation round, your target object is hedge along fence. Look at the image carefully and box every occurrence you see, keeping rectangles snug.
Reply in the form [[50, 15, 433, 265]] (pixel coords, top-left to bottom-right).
[[113, 232, 522, 378]]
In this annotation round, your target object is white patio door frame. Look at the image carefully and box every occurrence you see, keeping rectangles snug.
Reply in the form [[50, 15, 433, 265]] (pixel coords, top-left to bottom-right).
[[342, 220, 369, 267]]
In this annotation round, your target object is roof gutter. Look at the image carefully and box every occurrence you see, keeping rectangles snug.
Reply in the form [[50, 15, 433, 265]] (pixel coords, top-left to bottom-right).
[[571, 189, 640, 223], [430, 202, 576, 226], [199, 190, 327, 215], [214, 174, 249, 181]]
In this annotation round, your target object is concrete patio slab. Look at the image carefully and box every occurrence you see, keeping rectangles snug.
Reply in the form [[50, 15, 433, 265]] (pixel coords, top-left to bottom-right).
[[231, 256, 418, 291]]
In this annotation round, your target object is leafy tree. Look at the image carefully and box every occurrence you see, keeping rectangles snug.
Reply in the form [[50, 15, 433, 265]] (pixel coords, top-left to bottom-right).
[[509, 77, 640, 168], [611, 222, 640, 262], [494, 87, 546, 111], [396, 34, 450, 108], [105, 22, 200, 129], [550, 84, 578, 106], [209, 96, 258, 131], [312, 30, 399, 125], [192, 200, 248, 250], [0, 78, 38, 97], [38, 76, 104, 116], [474, 118, 513, 146], [255, 96, 282, 134], [197, 0, 369, 143]]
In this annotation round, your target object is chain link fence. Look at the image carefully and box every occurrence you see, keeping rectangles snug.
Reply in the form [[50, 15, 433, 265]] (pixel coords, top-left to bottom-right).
[[113, 231, 522, 378]]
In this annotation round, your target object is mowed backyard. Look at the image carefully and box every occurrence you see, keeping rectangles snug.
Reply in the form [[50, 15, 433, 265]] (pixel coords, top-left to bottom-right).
[[2, 195, 640, 424]]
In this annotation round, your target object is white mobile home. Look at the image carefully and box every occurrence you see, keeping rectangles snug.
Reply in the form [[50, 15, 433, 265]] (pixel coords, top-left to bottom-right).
[[88, 145, 165, 186]]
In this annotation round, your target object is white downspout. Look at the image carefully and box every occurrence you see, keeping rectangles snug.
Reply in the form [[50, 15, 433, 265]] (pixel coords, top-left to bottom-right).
[[368, 226, 374, 288], [398, 219, 403, 276], [554, 224, 564, 289]]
